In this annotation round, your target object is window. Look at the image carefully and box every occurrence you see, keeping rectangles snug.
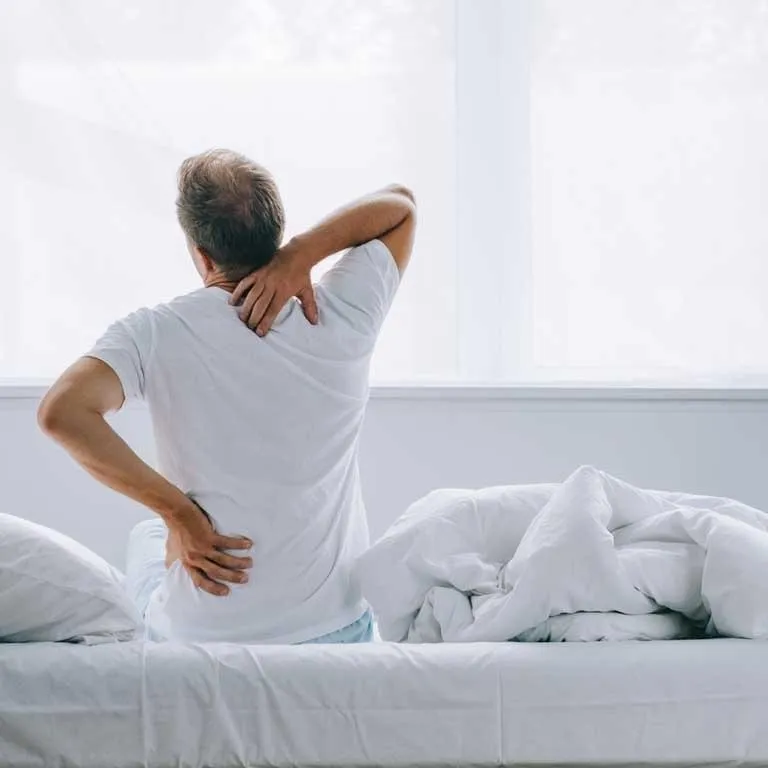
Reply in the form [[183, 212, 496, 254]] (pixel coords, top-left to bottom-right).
[[3, 1, 768, 385], [527, 0, 768, 384], [0, 0, 455, 382]]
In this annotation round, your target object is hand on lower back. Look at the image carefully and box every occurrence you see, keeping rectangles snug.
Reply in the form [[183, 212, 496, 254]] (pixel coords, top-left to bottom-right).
[[166, 500, 253, 597], [229, 238, 319, 336]]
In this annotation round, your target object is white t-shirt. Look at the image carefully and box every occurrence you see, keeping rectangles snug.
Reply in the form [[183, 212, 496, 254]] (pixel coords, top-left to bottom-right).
[[88, 239, 399, 643]]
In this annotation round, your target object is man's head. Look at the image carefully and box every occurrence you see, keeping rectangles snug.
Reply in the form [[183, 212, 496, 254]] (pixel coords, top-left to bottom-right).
[[176, 149, 284, 281]]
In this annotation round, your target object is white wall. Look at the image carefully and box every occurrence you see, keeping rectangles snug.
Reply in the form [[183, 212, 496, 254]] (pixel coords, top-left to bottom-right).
[[2, 387, 767, 568]]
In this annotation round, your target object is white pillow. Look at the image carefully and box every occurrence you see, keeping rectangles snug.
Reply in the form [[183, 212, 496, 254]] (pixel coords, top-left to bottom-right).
[[0, 513, 141, 643]]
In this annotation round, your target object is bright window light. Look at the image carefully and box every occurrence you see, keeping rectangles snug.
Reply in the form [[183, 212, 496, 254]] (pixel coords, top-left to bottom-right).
[[3, 1, 767, 386], [528, 0, 768, 384], [0, 0, 456, 382]]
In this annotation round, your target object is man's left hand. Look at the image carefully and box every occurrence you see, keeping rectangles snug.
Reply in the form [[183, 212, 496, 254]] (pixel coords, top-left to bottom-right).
[[164, 500, 253, 597]]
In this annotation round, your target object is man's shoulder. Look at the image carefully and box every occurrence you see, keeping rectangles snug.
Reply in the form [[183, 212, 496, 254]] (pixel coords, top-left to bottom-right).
[[106, 288, 213, 341], [129, 287, 216, 323], [314, 239, 399, 336], [153, 286, 214, 312]]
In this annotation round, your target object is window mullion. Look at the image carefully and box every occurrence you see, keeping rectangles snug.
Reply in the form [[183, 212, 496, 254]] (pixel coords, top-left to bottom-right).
[[455, 0, 532, 383]]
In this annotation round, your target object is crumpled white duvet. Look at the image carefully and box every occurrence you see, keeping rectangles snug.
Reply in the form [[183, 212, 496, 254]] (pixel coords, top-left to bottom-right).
[[356, 466, 768, 642]]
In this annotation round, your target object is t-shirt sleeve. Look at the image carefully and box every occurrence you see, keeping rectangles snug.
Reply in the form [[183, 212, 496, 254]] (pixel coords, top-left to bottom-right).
[[85, 308, 154, 401], [318, 239, 400, 338]]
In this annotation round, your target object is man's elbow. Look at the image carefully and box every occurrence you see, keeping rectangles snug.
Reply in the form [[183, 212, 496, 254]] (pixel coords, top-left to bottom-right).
[[37, 393, 73, 437], [386, 183, 416, 206]]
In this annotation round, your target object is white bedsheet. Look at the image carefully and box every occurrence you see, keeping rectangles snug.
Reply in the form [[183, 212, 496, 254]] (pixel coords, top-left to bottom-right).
[[357, 466, 768, 643], [2, 638, 768, 767]]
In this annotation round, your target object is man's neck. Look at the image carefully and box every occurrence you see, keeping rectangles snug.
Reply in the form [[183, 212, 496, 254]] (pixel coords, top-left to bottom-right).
[[204, 274, 238, 293]]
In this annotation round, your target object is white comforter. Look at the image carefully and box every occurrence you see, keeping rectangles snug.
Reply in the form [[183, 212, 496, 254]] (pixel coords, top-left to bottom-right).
[[357, 466, 768, 642]]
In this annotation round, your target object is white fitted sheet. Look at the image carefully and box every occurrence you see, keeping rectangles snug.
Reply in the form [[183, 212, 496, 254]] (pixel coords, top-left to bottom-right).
[[1, 638, 767, 767]]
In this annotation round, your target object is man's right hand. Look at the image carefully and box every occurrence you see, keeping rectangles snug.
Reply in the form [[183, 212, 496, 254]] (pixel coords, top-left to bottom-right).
[[166, 500, 253, 597]]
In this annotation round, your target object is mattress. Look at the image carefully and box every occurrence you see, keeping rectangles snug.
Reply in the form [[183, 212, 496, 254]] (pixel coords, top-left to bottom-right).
[[1, 638, 767, 767]]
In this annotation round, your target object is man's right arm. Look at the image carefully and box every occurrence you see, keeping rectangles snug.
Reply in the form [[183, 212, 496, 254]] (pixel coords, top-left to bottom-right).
[[231, 185, 416, 333]]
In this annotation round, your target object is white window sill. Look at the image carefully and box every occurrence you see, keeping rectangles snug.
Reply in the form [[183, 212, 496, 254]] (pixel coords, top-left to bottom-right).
[[4, 381, 768, 401]]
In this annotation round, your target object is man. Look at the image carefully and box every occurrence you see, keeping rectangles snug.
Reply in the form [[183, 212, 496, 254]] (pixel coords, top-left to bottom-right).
[[38, 149, 416, 643]]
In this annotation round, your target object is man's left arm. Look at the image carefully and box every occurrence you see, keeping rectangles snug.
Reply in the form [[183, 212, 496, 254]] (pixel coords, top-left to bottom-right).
[[38, 357, 252, 596], [39, 357, 195, 522]]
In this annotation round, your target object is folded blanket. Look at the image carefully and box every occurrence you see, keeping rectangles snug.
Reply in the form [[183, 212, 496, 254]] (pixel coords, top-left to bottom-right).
[[356, 466, 768, 642]]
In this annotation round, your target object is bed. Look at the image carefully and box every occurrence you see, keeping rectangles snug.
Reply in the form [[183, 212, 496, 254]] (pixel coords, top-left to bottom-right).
[[1, 638, 767, 767]]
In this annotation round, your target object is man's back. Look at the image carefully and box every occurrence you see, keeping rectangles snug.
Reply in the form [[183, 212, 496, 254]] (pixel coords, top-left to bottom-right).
[[89, 240, 399, 642], [39, 163, 415, 645]]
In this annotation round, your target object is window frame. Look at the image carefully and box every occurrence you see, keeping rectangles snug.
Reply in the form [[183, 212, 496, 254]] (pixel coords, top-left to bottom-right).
[[3, 0, 765, 392], [455, 0, 532, 382]]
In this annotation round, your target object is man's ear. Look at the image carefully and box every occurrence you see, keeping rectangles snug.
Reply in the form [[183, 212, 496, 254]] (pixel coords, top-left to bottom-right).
[[195, 245, 216, 269], [197, 246, 217, 274]]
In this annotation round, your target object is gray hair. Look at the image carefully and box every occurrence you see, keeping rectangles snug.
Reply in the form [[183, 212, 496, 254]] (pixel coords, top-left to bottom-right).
[[176, 149, 285, 278]]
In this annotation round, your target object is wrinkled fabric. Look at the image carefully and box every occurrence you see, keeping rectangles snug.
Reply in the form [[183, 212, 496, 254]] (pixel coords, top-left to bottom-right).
[[89, 239, 398, 644], [0, 513, 140, 643], [125, 518, 374, 644], [5, 639, 768, 766], [357, 466, 768, 642]]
